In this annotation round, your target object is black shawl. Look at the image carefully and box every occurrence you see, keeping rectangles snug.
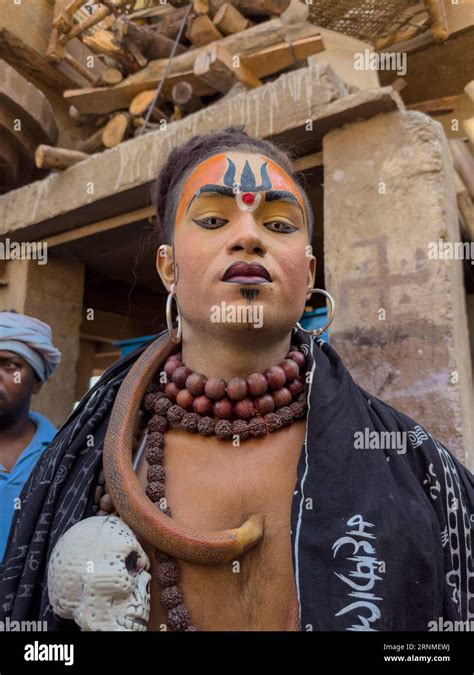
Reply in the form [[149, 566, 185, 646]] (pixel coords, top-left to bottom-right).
[[1, 328, 472, 631]]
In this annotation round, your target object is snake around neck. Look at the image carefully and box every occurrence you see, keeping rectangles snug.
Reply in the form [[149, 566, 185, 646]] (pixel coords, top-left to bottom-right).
[[103, 333, 265, 565]]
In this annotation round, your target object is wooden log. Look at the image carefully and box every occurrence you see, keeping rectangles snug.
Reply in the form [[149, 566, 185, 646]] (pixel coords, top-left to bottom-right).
[[126, 39, 148, 68], [53, 0, 87, 33], [113, 16, 187, 60], [423, 0, 449, 42], [129, 5, 177, 20], [280, 0, 309, 25], [213, 3, 250, 34], [60, 0, 129, 44], [186, 15, 224, 46], [129, 89, 165, 116], [150, 6, 198, 40], [77, 126, 105, 153], [132, 116, 162, 129], [171, 81, 203, 113], [82, 28, 122, 60], [99, 67, 123, 86], [465, 81, 474, 103], [63, 51, 98, 84], [449, 139, 474, 199], [63, 19, 325, 113], [194, 42, 261, 93], [101, 111, 131, 148], [69, 105, 102, 124], [171, 105, 184, 122], [389, 78, 407, 93], [35, 144, 89, 170], [232, 0, 290, 17], [209, 0, 228, 16], [193, 0, 210, 15], [82, 28, 138, 73], [167, 0, 198, 7], [144, 30, 187, 60], [101, 0, 123, 17], [373, 5, 429, 49], [0, 4, 104, 91], [463, 118, 474, 147]]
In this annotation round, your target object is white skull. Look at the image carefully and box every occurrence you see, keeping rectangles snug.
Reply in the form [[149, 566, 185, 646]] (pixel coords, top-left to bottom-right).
[[48, 515, 151, 631]]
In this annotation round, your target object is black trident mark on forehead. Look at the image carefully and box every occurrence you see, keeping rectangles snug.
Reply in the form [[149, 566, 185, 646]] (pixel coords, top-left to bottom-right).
[[223, 157, 272, 193]]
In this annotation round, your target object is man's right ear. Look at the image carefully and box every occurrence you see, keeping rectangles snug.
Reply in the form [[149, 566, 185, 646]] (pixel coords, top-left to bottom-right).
[[156, 245, 175, 291]]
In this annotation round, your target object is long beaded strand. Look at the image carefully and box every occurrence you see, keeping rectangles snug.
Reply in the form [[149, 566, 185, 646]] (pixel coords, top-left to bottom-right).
[[140, 344, 308, 631]]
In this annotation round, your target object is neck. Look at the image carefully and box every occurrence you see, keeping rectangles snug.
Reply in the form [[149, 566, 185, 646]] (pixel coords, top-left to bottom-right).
[[180, 322, 294, 379]]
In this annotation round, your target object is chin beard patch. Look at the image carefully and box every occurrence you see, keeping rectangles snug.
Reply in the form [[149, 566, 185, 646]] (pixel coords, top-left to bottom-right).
[[239, 288, 260, 301]]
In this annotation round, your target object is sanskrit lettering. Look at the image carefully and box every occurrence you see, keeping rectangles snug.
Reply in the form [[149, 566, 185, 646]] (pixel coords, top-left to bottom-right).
[[332, 514, 384, 631]]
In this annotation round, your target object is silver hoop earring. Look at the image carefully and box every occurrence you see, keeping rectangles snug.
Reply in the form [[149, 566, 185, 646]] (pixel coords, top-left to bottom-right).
[[166, 284, 182, 344], [296, 288, 335, 337]]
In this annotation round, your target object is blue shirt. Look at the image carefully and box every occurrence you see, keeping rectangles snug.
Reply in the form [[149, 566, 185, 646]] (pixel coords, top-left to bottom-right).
[[0, 411, 56, 562]]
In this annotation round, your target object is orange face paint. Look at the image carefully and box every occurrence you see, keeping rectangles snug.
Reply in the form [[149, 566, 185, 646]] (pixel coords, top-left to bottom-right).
[[174, 152, 306, 229]]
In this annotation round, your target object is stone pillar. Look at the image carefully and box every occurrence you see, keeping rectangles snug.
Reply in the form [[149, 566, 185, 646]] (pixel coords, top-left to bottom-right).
[[323, 110, 473, 467], [0, 255, 85, 427]]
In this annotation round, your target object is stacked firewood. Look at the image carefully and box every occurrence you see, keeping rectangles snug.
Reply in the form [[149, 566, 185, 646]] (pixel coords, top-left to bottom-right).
[[36, 0, 323, 169]]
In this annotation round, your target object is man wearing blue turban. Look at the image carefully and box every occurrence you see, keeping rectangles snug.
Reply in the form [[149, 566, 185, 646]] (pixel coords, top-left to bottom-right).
[[0, 311, 61, 561]]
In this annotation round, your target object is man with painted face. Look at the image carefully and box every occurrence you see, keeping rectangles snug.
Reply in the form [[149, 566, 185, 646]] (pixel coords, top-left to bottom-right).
[[0, 311, 60, 562], [1, 126, 472, 633]]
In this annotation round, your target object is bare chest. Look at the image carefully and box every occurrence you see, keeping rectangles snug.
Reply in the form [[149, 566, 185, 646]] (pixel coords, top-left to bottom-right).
[[135, 420, 306, 631]]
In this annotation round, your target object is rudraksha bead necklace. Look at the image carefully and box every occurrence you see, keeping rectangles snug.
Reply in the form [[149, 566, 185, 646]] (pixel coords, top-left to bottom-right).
[[140, 344, 308, 631]]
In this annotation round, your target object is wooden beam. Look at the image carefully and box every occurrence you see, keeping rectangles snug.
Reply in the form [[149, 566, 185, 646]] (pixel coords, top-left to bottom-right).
[[406, 94, 461, 114], [293, 151, 323, 171], [44, 206, 155, 247]]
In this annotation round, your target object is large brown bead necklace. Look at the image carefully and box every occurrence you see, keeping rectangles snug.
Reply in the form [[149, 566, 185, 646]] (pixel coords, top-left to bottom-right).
[[139, 344, 309, 631]]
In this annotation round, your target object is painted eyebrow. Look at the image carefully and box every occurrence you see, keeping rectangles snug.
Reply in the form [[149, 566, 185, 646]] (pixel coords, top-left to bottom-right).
[[186, 184, 304, 217]]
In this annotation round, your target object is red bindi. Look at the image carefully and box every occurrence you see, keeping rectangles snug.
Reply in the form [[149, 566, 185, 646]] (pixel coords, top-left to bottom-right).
[[241, 192, 255, 204]]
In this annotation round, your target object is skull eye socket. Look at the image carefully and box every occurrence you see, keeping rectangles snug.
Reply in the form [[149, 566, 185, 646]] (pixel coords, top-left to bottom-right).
[[125, 551, 140, 576]]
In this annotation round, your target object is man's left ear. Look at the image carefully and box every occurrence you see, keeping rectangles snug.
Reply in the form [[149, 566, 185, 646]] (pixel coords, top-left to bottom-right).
[[32, 377, 43, 395]]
